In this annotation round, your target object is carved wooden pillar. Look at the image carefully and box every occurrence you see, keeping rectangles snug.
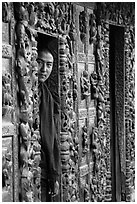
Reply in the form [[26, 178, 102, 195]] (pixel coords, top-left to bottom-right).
[[124, 25, 135, 202], [14, 3, 41, 201], [74, 3, 97, 202], [2, 2, 19, 202], [58, 3, 79, 201]]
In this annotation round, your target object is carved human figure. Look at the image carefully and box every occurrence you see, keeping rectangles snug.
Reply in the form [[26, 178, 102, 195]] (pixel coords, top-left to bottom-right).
[[37, 47, 60, 201], [80, 70, 90, 99]]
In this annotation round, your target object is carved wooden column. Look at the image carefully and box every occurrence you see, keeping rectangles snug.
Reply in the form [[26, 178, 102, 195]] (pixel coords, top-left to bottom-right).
[[2, 2, 19, 202], [124, 25, 135, 202], [74, 3, 97, 202], [86, 7, 112, 202], [14, 3, 41, 201], [58, 3, 79, 201]]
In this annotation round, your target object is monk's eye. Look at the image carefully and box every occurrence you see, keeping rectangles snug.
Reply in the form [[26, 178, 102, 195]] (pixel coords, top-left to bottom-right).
[[37, 59, 43, 67], [47, 63, 53, 69]]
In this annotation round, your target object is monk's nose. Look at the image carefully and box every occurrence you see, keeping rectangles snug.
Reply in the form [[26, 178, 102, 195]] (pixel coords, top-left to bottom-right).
[[41, 63, 47, 72]]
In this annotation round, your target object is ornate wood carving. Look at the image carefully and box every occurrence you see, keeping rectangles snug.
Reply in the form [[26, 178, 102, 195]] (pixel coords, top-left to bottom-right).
[[96, 2, 135, 26], [2, 136, 13, 201], [94, 2, 135, 202], [89, 13, 97, 44], [13, 2, 74, 36], [79, 10, 87, 44], [14, 3, 41, 201], [13, 2, 78, 202], [2, 72, 13, 121], [59, 32, 79, 201], [89, 16, 111, 203], [125, 25, 135, 202], [80, 70, 90, 100], [2, 44, 12, 58], [2, 3, 19, 201], [90, 71, 98, 100], [2, 2, 134, 202], [81, 125, 88, 155], [2, 2, 11, 23]]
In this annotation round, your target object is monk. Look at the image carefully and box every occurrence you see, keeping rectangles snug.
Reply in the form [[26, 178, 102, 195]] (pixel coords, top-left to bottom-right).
[[37, 48, 60, 201]]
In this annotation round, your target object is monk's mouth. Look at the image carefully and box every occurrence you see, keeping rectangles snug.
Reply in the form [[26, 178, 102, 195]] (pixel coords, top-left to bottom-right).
[[38, 73, 47, 78]]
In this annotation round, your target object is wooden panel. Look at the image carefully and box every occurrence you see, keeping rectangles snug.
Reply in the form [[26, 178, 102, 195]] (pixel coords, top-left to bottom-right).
[[75, 4, 96, 202]]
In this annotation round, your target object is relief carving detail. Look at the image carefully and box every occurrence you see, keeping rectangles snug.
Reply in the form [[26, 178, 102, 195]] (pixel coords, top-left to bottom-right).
[[14, 3, 41, 201], [2, 72, 13, 121]]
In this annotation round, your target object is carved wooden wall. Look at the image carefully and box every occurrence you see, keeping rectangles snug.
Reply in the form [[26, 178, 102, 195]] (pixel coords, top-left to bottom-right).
[[74, 4, 97, 202], [2, 2, 19, 202], [2, 2, 135, 202], [124, 21, 135, 203], [96, 2, 135, 201]]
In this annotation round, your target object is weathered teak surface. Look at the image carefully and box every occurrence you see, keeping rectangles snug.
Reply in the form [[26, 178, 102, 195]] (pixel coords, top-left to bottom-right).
[[2, 2, 135, 202]]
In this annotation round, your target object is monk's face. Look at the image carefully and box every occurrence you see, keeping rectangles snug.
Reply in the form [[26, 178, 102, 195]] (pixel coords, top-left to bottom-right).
[[37, 50, 53, 82]]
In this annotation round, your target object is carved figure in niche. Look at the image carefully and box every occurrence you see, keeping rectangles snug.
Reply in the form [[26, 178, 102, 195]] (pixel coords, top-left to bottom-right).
[[79, 11, 87, 43], [80, 70, 90, 100], [16, 22, 26, 57], [69, 21, 77, 42], [73, 78, 78, 101], [90, 71, 98, 100], [90, 127, 98, 175], [89, 13, 97, 44], [82, 125, 88, 155], [2, 73, 12, 106], [2, 152, 11, 188], [2, 150, 12, 202], [2, 2, 10, 23], [2, 72, 13, 118], [37, 44, 60, 201]]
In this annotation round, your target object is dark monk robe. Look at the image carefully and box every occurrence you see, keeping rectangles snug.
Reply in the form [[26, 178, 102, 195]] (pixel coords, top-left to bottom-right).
[[39, 81, 60, 201]]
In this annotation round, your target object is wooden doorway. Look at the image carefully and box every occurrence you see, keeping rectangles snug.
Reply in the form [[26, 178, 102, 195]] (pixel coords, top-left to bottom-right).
[[109, 25, 125, 201]]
